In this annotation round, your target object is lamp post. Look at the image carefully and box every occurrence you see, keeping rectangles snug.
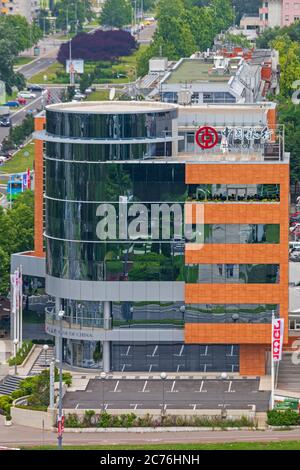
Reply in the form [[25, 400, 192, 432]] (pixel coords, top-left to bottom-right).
[[160, 372, 167, 419], [13, 338, 19, 376], [100, 371, 106, 412], [57, 309, 64, 449], [43, 344, 49, 367], [180, 305, 186, 325], [221, 372, 228, 418]]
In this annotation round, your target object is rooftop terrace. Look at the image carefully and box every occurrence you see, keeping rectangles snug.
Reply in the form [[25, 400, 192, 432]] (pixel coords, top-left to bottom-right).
[[164, 59, 232, 84]]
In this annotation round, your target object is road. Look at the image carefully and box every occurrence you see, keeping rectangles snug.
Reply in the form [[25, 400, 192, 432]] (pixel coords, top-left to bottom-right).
[[19, 58, 57, 80], [1, 414, 300, 447]]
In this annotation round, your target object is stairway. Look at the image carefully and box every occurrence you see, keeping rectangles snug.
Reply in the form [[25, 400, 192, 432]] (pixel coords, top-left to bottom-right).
[[277, 353, 300, 392], [30, 346, 55, 376], [0, 375, 23, 396]]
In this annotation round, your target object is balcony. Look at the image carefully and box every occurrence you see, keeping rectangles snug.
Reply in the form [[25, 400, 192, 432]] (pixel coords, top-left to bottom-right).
[[176, 124, 285, 163], [45, 307, 112, 331]]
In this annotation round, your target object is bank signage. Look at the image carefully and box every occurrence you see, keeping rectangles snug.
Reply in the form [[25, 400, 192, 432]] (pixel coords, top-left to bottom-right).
[[272, 318, 284, 362], [195, 125, 273, 150]]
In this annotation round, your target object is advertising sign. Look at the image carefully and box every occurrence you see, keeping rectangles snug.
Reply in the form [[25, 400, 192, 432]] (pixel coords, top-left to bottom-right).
[[66, 59, 84, 74]]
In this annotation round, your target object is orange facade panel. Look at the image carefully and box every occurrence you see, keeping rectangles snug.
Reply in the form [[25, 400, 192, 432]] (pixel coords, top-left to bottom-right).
[[185, 323, 271, 344], [185, 163, 289, 185]]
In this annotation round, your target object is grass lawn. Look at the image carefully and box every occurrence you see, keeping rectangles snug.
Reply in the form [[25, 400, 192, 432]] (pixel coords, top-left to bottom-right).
[[23, 441, 300, 450], [29, 44, 148, 85], [0, 142, 34, 174], [14, 56, 34, 67]]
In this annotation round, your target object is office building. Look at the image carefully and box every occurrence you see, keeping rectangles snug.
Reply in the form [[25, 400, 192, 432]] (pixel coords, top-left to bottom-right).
[[260, 0, 300, 28], [11, 100, 289, 375]]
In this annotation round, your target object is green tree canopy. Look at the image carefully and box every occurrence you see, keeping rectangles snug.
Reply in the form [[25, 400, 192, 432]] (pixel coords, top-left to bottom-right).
[[100, 0, 132, 29], [53, 0, 94, 32]]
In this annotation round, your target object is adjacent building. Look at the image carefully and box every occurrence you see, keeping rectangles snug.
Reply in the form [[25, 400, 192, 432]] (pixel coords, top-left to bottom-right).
[[260, 0, 300, 28], [139, 49, 279, 104], [0, 0, 40, 22], [12, 99, 289, 376]]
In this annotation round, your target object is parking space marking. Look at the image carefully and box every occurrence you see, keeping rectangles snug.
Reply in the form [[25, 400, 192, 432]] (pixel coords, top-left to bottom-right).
[[190, 403, 197, 410], [147, 345, 158, 357], [225, 381, 235, 393], [130, 403, 141, 410], [111, 380, 121, 393], [174, 345, 184, 357], [121, 346, 131, 357], [168, 380, 178, 393], [121, 364, 126, 372], [197, 380, 207, 393], [139, 380, 150, 393], [201, 346, 208, 356]]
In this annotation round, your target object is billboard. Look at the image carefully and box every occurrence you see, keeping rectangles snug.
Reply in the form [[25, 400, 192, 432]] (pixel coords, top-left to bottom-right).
[[66, 60, 84, 74]]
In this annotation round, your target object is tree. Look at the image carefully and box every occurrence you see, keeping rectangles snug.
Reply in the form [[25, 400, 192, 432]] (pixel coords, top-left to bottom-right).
[[0, 191, 34, 296], [53, 0, 94, 33], [57, 30, 137, 64], [100, 0, 132, 29], [271, 34, 300, 97], [0, 15, 42, 54]]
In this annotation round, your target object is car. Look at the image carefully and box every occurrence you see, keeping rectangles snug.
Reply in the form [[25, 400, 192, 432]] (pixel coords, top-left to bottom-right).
[[0, 117, 12, 127], [73, 93, 86, 100], [27, 84, 45, 92], [4, 101, 20, 108], [17, 91, 36, 99], [85, 88, 93, 94], [17, 97, 27, 105]]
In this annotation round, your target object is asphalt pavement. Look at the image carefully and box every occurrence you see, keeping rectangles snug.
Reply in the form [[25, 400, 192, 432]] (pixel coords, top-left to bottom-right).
[[62, 378, 270, 412]]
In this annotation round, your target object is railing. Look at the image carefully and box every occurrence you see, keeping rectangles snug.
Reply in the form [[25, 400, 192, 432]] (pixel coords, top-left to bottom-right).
[[45, 308, 112, 331]]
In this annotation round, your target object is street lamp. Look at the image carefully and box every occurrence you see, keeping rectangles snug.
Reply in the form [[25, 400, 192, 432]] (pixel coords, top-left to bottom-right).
[[100, 371, 106, 412], [180, 305, 186, 324], [221, 372, 228, 419], [57, 309, 64, 449], [13, 338, 19, 376], [160, 372, 167, 419], [43, 344, 49, 367]]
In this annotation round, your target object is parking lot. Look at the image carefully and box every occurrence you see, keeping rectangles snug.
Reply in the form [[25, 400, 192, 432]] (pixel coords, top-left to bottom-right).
[[62, 378, 270, 412]]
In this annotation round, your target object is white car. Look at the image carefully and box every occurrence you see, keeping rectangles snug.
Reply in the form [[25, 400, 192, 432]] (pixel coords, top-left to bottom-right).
[[73, 93, 86, 101], [18, 91, 36, 99]]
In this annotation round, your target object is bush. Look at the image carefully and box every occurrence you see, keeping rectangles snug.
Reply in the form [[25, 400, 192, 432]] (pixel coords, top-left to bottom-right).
[[267, 409, 300, 426], [0, 395, 13, 418], [8, 340, 33, 366], [2, 114, 34, 151], [64, 412, 254, 429], [57, 30, 137, 64]]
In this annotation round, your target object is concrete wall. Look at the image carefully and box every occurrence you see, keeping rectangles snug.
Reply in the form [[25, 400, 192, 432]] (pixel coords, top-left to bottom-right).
[[11, 406, 55, 430]]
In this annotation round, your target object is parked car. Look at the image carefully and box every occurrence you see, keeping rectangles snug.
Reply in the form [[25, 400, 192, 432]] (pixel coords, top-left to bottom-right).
[[290, 247, 300, 261], [85, 88, 93, 94], [73, 92, 86, 100], [27, 84, 45, 92], [0, 116, 12, 127], [18, 91, 36, 99], [4, 101, 20, 108], [17, 97, 27, 105]]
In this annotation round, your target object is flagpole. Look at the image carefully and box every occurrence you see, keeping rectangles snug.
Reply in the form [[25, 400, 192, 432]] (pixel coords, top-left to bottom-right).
[[19, 265, 23, 349], [271, 309, 275, 410]]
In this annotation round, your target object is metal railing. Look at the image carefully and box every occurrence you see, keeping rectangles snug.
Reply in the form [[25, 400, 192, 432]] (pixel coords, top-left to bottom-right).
[[45, 307, 112, 331]]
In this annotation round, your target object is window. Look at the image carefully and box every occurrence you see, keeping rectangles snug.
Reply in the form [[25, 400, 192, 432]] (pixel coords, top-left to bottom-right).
[[185, 304, 278, 324], [186, 264, 280, 284]]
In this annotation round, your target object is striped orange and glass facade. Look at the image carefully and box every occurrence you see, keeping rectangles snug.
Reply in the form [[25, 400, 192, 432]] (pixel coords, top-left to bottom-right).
[[184, 162, 289, 375]]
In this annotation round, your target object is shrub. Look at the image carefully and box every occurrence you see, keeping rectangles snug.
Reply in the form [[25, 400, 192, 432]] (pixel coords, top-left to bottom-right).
[[0, 395, 13, 417], [267, 409, 300, 426], [82, 410, 96, 427], [65, 413, 81, 428], [8, 340, 33, 366], [57, 30, 137, 64]]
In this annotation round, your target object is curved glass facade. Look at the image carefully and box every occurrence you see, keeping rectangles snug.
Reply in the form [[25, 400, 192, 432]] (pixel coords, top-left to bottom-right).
[[46, 109, 177, 139]]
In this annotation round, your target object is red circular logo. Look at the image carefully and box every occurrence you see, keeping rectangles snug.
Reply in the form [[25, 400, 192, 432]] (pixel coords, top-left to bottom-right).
[[195, 126, 218, 149]]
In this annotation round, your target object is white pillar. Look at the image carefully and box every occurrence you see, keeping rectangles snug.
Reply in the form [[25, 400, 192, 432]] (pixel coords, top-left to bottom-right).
[[103, 302, 111, 373], [103, 341, 110, 373], [55, 297, 61, 360]]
